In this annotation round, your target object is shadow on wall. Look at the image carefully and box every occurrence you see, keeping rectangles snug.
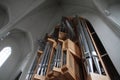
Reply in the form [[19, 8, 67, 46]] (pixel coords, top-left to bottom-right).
[[0, 4, 9, 29]]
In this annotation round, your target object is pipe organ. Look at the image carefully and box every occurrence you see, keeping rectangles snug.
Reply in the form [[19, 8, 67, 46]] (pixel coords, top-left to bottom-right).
[[28, 16, 119, 80]]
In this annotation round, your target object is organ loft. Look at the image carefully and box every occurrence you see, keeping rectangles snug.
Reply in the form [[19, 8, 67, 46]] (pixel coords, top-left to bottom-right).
[[0, 0, 120, 80]]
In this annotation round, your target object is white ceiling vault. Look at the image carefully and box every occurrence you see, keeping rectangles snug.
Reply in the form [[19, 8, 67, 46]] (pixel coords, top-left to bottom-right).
[[0, 0, 119, 80]]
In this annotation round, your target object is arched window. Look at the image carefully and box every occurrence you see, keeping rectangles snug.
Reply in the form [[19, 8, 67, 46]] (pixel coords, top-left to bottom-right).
[[0, 47, 12, 67]]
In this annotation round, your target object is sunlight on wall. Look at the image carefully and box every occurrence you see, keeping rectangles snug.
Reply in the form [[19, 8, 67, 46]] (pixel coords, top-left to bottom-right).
[[0, 47, 12, 67]]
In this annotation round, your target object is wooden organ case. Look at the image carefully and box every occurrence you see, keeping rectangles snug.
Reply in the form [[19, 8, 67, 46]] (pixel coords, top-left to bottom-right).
[[28, 16, 119, 80]]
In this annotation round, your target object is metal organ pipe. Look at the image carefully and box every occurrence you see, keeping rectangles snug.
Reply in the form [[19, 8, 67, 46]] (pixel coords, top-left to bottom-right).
[[37, 42, 52, 76], [54, 42, 62, 68], [76, 16, 93, 73], [81, 20, 102, 74], [76, 16, 102, 74]]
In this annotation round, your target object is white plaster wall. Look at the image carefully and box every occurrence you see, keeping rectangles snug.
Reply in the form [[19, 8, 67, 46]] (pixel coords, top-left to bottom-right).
[[92, 0, 120, 14], [0, 5, 9, 29], [92, 0, 120, 34], [0, 0, 53, 37], [109, 4, 120, 29], [0, 29, 32, 80], [0, 0, 47, 22], [16, 6, 58, 40], [0, 38, 20, 80]]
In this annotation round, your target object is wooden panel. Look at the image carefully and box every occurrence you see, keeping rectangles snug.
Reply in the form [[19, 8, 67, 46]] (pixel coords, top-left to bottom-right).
[[63, 39, 81, 59], [47, 68, 66, 80], [48, 38, 57, 47], [87, 73, 110, 80], [34, 74, 46, 80], [61, 50, 81, 80]]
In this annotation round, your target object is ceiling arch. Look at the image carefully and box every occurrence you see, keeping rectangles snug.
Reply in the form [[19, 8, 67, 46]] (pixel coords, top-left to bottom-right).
[[0, 29, 32, 80]]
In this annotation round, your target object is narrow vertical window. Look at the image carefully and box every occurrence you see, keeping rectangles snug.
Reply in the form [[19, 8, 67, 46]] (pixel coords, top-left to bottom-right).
[[0, 47, 12, 67]]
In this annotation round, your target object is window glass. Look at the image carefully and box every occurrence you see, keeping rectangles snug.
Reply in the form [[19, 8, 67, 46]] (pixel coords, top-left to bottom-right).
[[0, 47, 12, 67]]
